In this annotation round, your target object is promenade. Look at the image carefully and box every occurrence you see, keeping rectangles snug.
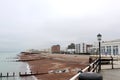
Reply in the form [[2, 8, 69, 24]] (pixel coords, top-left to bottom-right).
[[101, 60, 120, 80], [101, 69, 120, 80]]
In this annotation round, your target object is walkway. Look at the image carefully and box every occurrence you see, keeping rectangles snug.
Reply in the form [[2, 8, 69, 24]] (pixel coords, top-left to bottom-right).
[[101, 69, 120, 80], [101, 61, 120, 80]]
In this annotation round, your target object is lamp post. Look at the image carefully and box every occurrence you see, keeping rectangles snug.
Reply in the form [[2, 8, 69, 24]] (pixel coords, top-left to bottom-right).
[[97, 33, 102, 72]]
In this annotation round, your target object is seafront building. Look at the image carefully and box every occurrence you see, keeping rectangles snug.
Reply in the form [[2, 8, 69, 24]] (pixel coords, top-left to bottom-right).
[[50, 39, 120, 55], [25, 49, 41, 53], [51, 43, 92, 54], [93, 39, 120, 55], [67, 43, 92, 54], [75, 43, 92, 54], [51, 45, 60, 53]]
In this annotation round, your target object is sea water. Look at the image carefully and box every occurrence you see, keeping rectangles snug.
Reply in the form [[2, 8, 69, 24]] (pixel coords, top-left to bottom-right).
[[0, 52, 36, 80]]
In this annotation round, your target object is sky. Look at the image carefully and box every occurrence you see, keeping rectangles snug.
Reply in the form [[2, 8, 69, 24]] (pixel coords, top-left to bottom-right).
[[0, 0, 120, 51]]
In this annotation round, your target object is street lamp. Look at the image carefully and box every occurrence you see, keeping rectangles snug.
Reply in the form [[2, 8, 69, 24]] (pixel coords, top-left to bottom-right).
[[97, 33, 102, 72]]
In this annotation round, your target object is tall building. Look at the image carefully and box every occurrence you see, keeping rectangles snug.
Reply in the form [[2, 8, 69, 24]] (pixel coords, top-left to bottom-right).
[[51, 45, 60, 53], [76, 44, 81, 53], [75, 43, 92, 54]]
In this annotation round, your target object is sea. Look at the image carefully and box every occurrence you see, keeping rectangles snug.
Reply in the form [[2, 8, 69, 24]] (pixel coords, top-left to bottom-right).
[[0, 52, 37, 80]]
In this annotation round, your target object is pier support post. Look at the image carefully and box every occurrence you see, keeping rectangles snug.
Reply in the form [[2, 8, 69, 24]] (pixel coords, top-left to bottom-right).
[[79, 72, 103, 80]]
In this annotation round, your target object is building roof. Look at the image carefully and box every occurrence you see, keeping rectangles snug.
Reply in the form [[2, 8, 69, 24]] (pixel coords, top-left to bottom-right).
[[103, 39, 120, 43]]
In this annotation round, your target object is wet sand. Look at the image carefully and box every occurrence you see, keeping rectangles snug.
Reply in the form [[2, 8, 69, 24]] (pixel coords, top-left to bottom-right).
[[20, 53, 89, 80]]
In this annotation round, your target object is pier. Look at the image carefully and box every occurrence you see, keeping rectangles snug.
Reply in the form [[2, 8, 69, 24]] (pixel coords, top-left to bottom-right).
[[69, 55, 120, 80], [101, 60, 120, 80]]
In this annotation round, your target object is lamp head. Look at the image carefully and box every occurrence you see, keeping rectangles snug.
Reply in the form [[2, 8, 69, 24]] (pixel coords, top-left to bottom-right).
[[97, 33, 102, 41]]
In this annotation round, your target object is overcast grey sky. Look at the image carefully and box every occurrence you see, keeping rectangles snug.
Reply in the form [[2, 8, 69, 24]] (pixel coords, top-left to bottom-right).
[[0, 0, 120, 51]]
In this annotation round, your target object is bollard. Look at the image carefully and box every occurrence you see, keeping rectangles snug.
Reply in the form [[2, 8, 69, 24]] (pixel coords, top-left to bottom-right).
[[79, 72, 103, 80]]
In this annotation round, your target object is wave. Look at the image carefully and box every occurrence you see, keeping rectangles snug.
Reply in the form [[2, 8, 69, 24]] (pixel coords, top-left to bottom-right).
[[26, 63, 38, 80]]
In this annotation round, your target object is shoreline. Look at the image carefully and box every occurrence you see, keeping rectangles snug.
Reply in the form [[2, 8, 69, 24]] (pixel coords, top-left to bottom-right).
[[26, 63, 38, 80], [20, 52, 89, 80]]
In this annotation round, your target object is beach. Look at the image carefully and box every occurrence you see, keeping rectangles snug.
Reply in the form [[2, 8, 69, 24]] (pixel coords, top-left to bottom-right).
[[20, 53, 89, 80]]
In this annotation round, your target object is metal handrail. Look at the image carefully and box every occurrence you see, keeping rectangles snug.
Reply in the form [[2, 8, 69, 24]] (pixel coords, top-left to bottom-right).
[[69, 56, 115, 80], [69, 59, 99, 80]]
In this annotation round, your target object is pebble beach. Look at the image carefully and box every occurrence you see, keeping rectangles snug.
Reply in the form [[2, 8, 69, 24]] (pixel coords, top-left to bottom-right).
[[20, 53, 89, 80]]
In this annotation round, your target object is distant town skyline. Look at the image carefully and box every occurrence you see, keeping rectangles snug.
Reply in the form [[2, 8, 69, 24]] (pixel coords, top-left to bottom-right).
[[0, 0, 120, 51]]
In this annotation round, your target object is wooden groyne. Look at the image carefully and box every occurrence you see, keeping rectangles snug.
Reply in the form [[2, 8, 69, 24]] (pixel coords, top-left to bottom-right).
[[17, 58, 45, 62], [19, 72, 48, 76], [0, 72, 48, 77], [0, 72, 15, 77]]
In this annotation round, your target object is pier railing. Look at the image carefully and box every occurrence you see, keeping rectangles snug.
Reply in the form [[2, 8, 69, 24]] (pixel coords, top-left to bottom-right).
[[69, 58, 99, 80], [69, 55, 115, 80]]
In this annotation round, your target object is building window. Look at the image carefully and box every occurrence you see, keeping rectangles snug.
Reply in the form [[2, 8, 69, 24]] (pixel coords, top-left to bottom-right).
[[101, 46, 105, 54], [106, 46, 111, 55], [113, 46, 118, 55]]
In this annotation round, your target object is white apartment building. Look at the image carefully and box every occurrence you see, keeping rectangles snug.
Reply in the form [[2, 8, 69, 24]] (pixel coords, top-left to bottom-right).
[[75, 43, 92, 53], [75, 43, 86, 53]]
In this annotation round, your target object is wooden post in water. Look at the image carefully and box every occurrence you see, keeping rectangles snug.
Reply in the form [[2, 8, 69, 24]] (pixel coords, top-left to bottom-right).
[[0, 73, 2, 77], [13, 72, 15, 77], [7, 72, 9, 77], [30, 71, 32, 75], [19, 72, 21, 76]]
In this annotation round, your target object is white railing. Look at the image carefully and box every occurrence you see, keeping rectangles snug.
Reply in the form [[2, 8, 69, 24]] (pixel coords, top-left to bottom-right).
[[69, 59, 99, 80]]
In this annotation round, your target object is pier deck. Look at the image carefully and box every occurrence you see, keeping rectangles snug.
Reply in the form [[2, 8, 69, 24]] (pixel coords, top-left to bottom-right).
[[101, 60, 120, 80], [101, 69, 120, 80]]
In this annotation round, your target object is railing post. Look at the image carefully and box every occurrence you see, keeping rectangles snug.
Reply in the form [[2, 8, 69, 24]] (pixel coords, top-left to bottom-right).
[[111, 56, 114, 69], [88, 65, 91, 72], [98, 58, 101, 72], [77, 70, 83, 73], [93, 63, 95, 68], [89, 57, 92, 63]]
